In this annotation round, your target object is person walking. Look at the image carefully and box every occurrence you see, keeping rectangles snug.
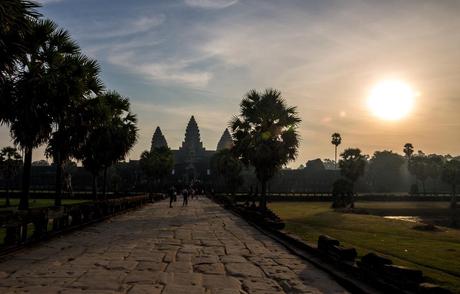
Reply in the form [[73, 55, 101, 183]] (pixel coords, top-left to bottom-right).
[[169, 186, 176, 208], [182, 188, 189, 206]]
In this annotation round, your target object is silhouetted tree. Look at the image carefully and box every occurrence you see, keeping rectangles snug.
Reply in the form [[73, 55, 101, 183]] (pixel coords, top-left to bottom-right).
[[305, 159, 325, 172], [139, 147, 173, 193], [230, 89, 301, 209], [338, 148, 367, 208], [408, 153, 430, 194], [0, 0, 40, 75], [442, 159, 460, 226], [427, 154, 444, 194], [331, 133, 342, 168], [403, 143, 414, 160], [1, 20, 80, 209], [442, 160, 460, 207], [367, 150, 405, 192], [322, 158, 336, 170], [211, 149, 243, 197], [77, 91, 137, 199], [46, 52, 103, 206], [0, 146, 22, 206]]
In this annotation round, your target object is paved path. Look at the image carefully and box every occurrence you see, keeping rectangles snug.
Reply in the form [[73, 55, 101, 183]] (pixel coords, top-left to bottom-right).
[[0, 197, 347, 294]]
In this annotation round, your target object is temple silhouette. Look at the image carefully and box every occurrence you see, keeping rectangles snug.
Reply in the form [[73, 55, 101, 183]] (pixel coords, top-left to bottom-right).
[[151, 116, 233, 182]]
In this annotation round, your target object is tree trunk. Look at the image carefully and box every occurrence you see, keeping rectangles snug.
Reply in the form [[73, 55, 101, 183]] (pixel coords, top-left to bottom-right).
[[260, 180, 267, 210], [54, 151, 63, 206], [334, 145, 338, 169], [19, 146, 32, 210], [102, 167, 107, 200], [92, 173, 98, 201]]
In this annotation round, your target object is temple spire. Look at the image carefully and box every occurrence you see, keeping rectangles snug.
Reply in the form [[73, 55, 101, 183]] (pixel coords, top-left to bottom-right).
[[151, 126, 168, 151], [216, 128, 234, 151], [181, 115, 204, 151]]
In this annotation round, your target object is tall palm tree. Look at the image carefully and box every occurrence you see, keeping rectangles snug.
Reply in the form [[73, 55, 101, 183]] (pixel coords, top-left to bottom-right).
[[46, 53, 103, 206], [77, 91, 138, 199], [0, 146, 22, 207], [331, 133, 341, 168], [1, 19, 78, 209], [403, 143, 414, 160], [230, 89, 301, 209]]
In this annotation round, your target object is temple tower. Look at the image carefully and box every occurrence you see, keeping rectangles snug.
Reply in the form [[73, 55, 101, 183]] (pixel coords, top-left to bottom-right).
[[179, 115, 205, 153], [216, 128, 234, 151], [150, 126, 168, 151]]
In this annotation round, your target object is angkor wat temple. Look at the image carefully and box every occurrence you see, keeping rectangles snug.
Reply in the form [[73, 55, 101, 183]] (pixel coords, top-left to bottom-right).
[[151, 116, 233, 183]]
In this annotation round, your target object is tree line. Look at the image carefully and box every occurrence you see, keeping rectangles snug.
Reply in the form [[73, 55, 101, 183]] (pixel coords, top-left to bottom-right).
[[0, 1, 138, 209], [329, 138, 460, 211]]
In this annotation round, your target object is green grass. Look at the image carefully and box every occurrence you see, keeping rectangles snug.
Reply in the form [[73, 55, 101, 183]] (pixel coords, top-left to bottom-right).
[[270, 201, 460, 292]]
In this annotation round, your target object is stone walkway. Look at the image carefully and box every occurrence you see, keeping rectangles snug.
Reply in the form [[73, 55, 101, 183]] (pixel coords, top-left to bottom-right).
[[0, 197, 348, 294]]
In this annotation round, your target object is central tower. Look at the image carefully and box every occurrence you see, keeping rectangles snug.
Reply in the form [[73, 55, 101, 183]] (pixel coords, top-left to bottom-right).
[[179, 115, 205, 153]]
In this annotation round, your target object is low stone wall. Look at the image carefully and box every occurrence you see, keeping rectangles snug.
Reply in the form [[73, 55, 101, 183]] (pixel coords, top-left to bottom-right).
[[0, 191, 146, 200], [0, 194, 164, 255], [230, 193, 452, 202]]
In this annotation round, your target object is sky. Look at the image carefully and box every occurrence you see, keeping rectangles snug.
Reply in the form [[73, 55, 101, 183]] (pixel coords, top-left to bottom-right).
[[1, 0, 460, 166]]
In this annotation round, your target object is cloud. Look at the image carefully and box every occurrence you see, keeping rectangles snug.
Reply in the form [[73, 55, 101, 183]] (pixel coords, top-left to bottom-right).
[[76, 15, 166, 40], [107, 51, 212, 88], [35, 0, 64, 4], [184, 0, 238, 9]]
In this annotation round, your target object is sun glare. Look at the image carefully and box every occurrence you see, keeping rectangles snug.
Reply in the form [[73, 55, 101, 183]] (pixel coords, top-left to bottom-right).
[[367, 80, 415, 121]]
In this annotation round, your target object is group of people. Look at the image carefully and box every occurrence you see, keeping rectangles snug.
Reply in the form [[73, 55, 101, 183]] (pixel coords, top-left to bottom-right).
[[168, 186, 199, 208]]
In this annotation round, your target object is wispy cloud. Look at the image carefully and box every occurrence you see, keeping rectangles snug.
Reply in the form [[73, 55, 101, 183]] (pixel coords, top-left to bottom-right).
[[75, 15, 166, 40], [184, 0, 238, 9], [35, 0, 65, 4]]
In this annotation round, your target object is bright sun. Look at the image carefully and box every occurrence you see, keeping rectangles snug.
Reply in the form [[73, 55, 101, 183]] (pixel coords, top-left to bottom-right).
[[367, 80, 416, 121]]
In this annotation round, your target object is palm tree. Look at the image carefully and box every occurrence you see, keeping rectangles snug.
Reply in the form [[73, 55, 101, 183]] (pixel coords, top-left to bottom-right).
[[339, 148, 367, 208], [0, 0, 40, 75], [2, 19, 81, 209], [211, 149, 243, 197], [77, 91, 138, 199], [0, 146, 22, 206], [230, 89, 301, 209], [331, 133, 342, 169], [46, 53, 103, 206], [403, 143, 414, 160]]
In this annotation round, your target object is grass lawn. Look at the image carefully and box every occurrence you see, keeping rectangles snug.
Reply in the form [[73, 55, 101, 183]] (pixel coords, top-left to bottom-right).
[[270, 201, 460, 293]]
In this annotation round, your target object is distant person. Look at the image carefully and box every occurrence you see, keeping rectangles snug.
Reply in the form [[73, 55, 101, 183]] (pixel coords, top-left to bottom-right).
[[182, 188, 189, 206], [190, 187, 195, 200], [169, 186, 176, 208], [64, 171, 73, 197]]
